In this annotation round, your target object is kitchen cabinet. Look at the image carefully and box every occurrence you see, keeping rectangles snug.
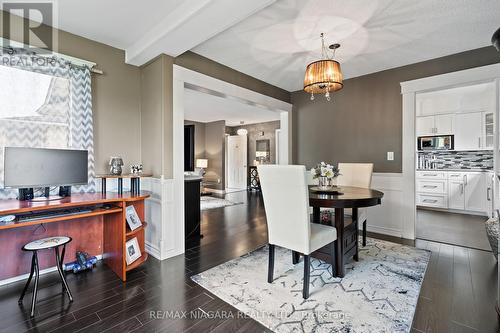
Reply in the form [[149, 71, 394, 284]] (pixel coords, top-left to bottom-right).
[[416, 114, 454, 136], [464, 172, 487, 212], [454, 112, 482, 150], [416, 171, 489, 215], [483, 112, 494, 149]]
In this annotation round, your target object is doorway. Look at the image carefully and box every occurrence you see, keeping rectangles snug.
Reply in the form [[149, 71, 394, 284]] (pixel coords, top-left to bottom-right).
[[226, 134, 248, 190]]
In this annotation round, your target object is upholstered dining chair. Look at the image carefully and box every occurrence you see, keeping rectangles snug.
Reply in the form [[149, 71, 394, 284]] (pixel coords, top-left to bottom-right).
[[335, 163, 373, 246], [257, 165, 338, 299]]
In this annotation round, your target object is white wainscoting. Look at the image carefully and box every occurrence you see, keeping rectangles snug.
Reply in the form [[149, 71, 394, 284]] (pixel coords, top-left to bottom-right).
[[141, 177, 184, 260], [366, 173, 404, 238]]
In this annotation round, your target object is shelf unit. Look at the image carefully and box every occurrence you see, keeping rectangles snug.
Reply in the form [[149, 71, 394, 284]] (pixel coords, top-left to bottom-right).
[[124, 197, 148, 273]]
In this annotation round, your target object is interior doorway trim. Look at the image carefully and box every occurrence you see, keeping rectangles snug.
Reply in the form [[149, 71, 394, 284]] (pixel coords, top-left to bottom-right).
[[172, 64, 293, 255], [400, 63, 500, 240]]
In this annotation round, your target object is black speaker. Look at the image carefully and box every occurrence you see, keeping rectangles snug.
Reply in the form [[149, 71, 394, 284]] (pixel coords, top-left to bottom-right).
[[493, 27, 500, 51], [59, 186, 72, 197], [18, 188, 34, 201]]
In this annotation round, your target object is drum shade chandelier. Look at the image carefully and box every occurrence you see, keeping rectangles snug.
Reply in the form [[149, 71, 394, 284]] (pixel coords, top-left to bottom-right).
[[304, 33, 343, 101]]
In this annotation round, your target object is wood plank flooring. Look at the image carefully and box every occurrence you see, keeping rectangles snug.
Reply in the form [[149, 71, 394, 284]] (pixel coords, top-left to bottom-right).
[[0, 191, 497, 333]]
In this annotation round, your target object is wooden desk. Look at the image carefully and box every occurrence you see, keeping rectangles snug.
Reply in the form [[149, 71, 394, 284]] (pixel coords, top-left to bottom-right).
[[0, 192, 150, 282]]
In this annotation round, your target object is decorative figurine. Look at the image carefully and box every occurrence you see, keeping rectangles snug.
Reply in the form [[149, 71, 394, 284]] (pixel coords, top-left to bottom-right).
[[109, 157, 124, 175], [130, 164, 143, 174]]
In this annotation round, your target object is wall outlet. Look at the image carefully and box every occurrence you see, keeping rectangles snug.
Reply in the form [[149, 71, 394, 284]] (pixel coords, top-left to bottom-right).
[[387, 152, 394, 161]]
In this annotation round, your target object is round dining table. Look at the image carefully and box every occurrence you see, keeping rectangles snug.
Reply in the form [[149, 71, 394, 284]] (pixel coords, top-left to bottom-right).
[[309, 186, 384, 278]]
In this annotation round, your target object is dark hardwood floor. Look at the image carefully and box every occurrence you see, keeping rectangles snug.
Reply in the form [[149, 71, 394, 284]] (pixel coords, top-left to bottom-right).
[[0, 191, 497, 333]]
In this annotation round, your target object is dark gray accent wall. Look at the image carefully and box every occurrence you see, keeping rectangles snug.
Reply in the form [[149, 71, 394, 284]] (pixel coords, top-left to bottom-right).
[[227, 121, 281, 165], [292, 46, 500, 173], [175, 51, 291, 103], [184, 120, 206, 160]]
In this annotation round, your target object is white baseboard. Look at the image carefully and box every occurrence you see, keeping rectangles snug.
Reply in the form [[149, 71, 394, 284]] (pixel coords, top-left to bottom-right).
[[366, 225, 403, 238], [145, 241, 161, 260], [0, 254, 103, 287]]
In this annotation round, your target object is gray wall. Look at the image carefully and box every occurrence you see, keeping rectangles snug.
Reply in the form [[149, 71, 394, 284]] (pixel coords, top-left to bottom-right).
[[0, 11, 142, 174], [227, 121, 281, 165], [292, 46, 500, 173], [204, 120, 226, 190], [184, 120, 206, 160]]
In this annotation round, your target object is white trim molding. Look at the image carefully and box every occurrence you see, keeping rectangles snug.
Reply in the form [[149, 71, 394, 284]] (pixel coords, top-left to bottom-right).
[[400, 63, 500, 240]]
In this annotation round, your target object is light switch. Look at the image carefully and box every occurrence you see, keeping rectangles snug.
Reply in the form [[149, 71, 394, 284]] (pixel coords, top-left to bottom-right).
[[387, 152, 394, 161]]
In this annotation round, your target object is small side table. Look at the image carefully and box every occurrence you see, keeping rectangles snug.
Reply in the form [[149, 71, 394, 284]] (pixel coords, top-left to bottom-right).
[[97, 174, 152, 195], [248, 166, 261, 191]]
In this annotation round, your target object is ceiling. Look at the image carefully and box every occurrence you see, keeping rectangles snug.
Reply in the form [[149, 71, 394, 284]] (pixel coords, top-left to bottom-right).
[[193, 0, 500, 91], [184, 88, 280, 126], [54, 0, 276, 65]]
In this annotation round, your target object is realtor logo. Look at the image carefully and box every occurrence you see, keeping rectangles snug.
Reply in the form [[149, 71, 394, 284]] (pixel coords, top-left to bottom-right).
[[1, 1, 58, 53]]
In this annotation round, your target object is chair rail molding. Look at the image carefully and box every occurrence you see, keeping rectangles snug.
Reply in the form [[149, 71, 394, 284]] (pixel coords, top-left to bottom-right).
[[400, 63, 500, 240]]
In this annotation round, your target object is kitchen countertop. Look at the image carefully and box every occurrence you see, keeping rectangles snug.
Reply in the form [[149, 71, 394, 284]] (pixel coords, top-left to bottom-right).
[[417, 168, 493, 173]]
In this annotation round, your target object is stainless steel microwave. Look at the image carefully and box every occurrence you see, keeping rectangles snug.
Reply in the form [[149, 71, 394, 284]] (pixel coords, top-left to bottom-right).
[[417, 135, 454, 151]]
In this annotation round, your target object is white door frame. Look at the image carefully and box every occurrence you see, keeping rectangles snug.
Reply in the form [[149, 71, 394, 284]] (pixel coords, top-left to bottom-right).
[[172, 65, 292, 254], [400, 63, 500, 240]]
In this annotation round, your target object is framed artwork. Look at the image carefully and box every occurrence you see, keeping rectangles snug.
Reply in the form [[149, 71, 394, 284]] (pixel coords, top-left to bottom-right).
[[125, 205, 142, 231], [125, 237, 141, 265]]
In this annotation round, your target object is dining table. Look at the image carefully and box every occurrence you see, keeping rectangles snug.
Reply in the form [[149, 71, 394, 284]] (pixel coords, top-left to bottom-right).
[[309, 186, 384, 277]]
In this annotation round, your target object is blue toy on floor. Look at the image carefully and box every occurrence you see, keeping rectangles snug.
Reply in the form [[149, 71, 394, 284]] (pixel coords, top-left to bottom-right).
[[63, 251, 97, 273]]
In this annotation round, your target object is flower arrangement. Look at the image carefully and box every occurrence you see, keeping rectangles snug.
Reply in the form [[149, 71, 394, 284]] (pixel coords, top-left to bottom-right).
[[310, 162, 340, 179]]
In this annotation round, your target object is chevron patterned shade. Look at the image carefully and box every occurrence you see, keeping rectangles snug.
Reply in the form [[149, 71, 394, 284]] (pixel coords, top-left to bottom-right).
[[0, 50, 95, 198]]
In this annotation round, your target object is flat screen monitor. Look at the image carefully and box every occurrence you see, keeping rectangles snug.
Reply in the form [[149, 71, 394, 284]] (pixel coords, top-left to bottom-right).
[[4, 147, 88, 188]]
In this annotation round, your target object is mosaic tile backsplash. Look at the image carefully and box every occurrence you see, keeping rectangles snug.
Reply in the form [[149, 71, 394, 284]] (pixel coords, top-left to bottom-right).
[[417, 150, 493, 170]]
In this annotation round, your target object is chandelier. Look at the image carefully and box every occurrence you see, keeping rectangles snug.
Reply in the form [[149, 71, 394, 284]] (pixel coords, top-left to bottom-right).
[[303, 33, 343, 101]]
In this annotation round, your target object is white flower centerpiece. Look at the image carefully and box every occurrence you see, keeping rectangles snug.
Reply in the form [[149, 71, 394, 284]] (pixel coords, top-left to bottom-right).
[[311, 162, 340, 189]]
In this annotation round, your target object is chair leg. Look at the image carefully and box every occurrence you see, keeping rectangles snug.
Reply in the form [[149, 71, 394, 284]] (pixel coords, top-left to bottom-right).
[[30, 251, 39, 318], [362, 220, 367, 247], [303, 255, 310, 299], [268, 244, 275, 283], [55, 247, 73, 302], [19, 253, 35, 304], [292, 251, 300, 265]]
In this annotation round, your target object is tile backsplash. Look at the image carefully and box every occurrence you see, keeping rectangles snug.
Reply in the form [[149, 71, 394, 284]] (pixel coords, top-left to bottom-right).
[[417, 150, 493, 170]]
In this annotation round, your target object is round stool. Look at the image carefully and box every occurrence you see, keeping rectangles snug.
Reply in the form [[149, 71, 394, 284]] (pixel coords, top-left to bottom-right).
[[19, 236, 74, 317]]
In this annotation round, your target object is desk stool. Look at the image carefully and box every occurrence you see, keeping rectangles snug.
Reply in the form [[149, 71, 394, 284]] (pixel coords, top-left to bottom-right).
[[19, 236, 74, 317]]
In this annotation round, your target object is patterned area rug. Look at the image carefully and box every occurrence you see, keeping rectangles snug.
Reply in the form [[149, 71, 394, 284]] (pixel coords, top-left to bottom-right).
[[191, 238, 430, 333], [200, 196, 243, 210]]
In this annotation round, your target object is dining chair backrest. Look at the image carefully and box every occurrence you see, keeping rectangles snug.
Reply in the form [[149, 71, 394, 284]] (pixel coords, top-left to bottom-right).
[[257, 165, 311, 254], [336, 163, 373, 188]]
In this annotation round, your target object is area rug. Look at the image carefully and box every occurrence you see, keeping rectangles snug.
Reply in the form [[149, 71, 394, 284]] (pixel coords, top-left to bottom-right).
[[200, 196, 243, 210], [191, 238, 430, 333]]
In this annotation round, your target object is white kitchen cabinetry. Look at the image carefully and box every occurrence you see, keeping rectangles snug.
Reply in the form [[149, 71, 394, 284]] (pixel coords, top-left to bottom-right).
[[416, 114, 454, 136], [454, 112, 483, 150], [416, 171, 489, 215]]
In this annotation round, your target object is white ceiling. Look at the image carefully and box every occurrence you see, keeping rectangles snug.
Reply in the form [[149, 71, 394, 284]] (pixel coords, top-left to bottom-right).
[[54, 0, 276, 65], [193, 0, 500, 91], [184, 88, 280, 126]]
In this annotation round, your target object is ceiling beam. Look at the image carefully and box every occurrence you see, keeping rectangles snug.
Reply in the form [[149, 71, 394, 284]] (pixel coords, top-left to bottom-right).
[[125, 0, 276, 66]]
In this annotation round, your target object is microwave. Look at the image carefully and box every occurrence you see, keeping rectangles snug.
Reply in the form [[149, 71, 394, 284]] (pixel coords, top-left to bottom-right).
[[417, 135, 454, 151]]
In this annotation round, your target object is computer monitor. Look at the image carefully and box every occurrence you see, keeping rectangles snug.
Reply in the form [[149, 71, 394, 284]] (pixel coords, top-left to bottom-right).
[[4, 147, 88, 199]]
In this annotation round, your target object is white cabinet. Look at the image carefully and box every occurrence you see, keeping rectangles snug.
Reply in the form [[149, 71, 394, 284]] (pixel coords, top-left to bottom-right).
[[448, 174, 465, 210], [464, 172, 487, 212], [417, 171, 489, 214], [483, 112, 494, 149], [454, 112, 482, 150], [416, 114, 454, 136]]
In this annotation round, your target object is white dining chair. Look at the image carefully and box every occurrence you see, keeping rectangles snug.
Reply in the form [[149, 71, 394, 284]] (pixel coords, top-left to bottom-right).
[[336, 163, 373, 246], [257, 165, 338, 299]]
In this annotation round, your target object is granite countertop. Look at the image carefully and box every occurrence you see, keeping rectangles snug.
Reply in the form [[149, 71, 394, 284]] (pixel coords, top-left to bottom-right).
[[417, 168, 493, 172], [184, 175, 203, 182]]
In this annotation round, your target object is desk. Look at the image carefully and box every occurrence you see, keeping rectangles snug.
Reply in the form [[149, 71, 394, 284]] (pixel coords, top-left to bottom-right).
[[309, 186, 383, 277], [0, 192, 150, 282]]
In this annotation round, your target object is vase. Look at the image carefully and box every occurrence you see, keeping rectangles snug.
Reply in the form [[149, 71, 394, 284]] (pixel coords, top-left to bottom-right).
[[318, 176, 331, 189]]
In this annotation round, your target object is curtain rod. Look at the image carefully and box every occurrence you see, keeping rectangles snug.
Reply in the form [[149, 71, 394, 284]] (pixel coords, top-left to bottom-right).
[[1, 38, 104, 75]]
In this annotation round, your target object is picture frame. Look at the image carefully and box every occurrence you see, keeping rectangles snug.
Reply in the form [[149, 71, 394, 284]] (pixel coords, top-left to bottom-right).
[[125, 237, 141, 265], [125, 205, 142, 231]]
